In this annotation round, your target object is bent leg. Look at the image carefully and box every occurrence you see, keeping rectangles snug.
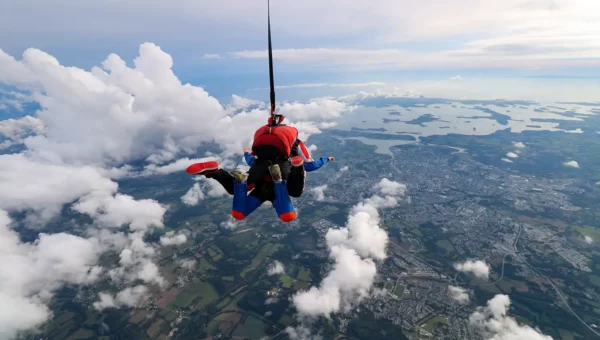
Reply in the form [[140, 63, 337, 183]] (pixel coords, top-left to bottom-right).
[[286, 167, 305, 198], [232, 182, 263, 220], [206, 169, 235, 195], [273, 180, 297, 222]]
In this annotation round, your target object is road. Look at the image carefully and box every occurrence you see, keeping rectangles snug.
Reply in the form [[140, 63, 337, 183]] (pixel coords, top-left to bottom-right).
[[512, 223, 600, 337]]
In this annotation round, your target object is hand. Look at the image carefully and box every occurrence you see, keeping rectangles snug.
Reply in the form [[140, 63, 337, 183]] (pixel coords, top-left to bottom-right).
[[243, 148, 251, 153], [327, 156, 335, 161]]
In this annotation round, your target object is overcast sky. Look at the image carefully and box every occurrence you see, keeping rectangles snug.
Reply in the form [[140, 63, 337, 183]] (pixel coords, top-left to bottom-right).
[[2, 0, 599, 98]]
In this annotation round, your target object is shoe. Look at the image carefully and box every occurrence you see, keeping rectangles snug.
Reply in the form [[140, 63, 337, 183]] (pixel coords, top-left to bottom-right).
[[231, 170, 248, 184], [186, 161, 219, 175], [291, 156, 304, 167], [269, 164, 282, 183]]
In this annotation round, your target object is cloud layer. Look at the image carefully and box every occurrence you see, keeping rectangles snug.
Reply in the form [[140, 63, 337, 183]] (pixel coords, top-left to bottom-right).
[[292, 178, 407, 318]]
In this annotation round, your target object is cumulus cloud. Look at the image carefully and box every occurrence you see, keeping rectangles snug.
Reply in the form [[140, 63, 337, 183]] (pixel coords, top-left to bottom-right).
[[501, 158, 513, 163], [470, 294, 552, 340], [286, 325, 315, 340], [108, 233, 165, 287], [204, 178, 228, 197], [1, 44, 349, 167], [159, 231, 187, 246], [181, 183, 204, 206], [292, 179, 406, 318], [0, 43, 354, 337], [178, 259, 197, 270], [0, 210, 105, 339], [310, 185, 328, 201], [0, 154, 117, 224], [563, 160, 579, 168], [340, 165, 349, 171], [584, 236, 593, 244], [374, 178, 407, 197], [268, 261, 285, 276], [448, 286, 469, 304], [454, 259, 490, 279], [450, 75, 462, 80], [73, 193, 165, 232], [279, 98, 350, 121], [93, 285, 149, 310], [0, 115, 45, 144], [513, 142, 525, 148], [506, 152, 519, 159]]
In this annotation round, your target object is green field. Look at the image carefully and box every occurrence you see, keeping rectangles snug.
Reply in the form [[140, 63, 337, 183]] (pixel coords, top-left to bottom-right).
[[278, 314, 295, 326], [394, 284, 404, 297], [421, 316, 449, 332], [435, 239, 456, 252], [384, 282, 394, 291], [240, 243, 281, 277], [281, 275, 293, 289], [222, 276, 234, 281], [146, 320, 164, 338], [232, 315, 266, 339], [168, 291, 198, 308], [574, 225, 600, 244], [198, 257, 216, 273], [496, 278, 527, 293], [66, 329, 95, 340], [297, 267, 311, 281], [168, 282, 219, 310], [559, 329, 576, 340]]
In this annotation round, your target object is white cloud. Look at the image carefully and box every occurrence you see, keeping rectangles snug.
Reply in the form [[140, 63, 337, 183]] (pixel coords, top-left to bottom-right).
[[143, 157, 216, 176], [0, 154, 117, 224], [201, 53, 222, 60], [292, 179, 406, 317], [310, 185, 328, 201], [450, 75, 462, 80], [564, 160, 579, 168], [93, 285, 149, 310], [108, 233, 165, 287], [374, 178, 407, 197], [501, 158, 514, 163], [307, 144, 317, 152], [513, 142, 526, 148], [0, 43, 359, 338], [454, 259, 491, 279], [584, 235, 593, 244], [340, 166, 349, 171], [278, 98, 350, 121], [0, 115, 45, 143], [272, 82, 385, 89], [0, 43, 344, 166], [268, 261, 285, 276], [506, 152, 519, 159], [286, 325, 315, 340], [178, 259, 196, 270], [160, 231, 187, 246], [292, 246, 377, 317], [204, 178, 228, 197], [470, 294, 552, 340], [181, 183, 204, 206], [73, 193, 165, 232], [448, 286, 469, 304], [0, 210, 105, 339]]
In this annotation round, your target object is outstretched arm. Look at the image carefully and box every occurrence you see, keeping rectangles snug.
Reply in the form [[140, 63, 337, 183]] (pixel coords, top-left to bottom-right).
[[243, 148, 255, 166], [304, 156, 335, 172]]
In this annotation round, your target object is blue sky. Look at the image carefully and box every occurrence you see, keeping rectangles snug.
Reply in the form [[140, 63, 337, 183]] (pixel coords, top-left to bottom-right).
[[1, 0, 600, 102]]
